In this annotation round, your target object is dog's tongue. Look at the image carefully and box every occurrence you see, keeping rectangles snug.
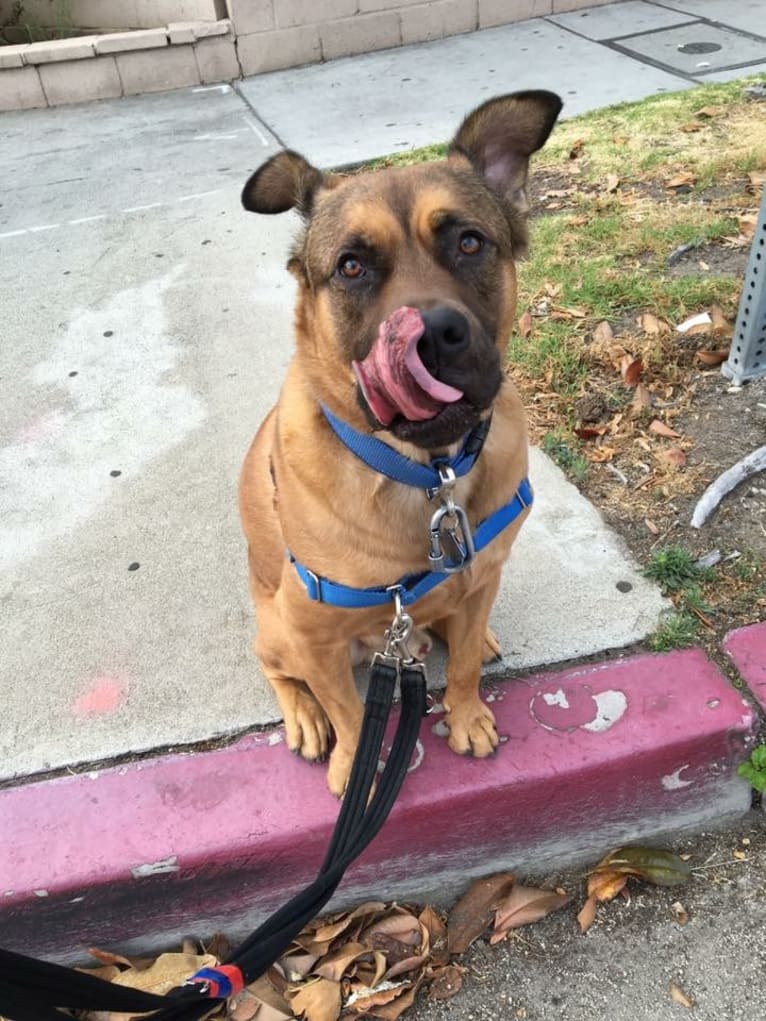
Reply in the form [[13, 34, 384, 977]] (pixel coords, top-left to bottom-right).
[[353, 307, 463, 426]]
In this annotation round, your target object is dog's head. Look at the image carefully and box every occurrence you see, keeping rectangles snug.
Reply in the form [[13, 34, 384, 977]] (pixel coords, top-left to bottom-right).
[[242, 91, 561, 450]]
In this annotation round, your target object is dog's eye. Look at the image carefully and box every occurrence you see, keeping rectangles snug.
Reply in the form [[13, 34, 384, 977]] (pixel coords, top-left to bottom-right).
[[338, 255, 365, 279], [458, 232, 484, 256]]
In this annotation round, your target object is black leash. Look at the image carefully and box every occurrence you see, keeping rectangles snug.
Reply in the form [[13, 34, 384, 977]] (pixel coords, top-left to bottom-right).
[[0, 657, 427, 1021]]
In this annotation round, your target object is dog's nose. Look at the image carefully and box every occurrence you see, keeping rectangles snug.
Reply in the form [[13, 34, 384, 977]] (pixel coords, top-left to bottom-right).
[[418, 307, 470, 370]]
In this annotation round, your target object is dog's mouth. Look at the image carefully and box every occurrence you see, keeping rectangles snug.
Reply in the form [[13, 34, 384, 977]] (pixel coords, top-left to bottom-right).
[[352, 307, 464, 428]]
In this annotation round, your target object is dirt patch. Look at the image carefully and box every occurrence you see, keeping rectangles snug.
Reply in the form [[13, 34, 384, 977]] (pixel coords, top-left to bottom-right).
[[668, 242, 750, 278]]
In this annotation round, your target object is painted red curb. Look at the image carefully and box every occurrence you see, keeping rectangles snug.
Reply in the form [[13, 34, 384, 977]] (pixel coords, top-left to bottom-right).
[[724, 620, 766, 712], [0, 648, 755, 960]]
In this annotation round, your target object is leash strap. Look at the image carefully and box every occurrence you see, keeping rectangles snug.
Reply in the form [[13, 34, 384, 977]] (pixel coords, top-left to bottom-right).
[[290, 475, 533, 608], [0, 663, 427, 1021]]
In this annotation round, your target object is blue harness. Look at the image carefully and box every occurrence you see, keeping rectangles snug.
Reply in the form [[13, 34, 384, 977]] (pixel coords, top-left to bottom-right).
[[288, 406, 532, 609]]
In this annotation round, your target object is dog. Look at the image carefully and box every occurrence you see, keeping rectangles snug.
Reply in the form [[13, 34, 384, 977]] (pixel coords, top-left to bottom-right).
[[239, 91, 562, 796]]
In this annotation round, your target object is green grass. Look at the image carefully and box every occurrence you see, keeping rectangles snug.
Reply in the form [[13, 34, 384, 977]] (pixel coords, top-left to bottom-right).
[[540, 433, 589, 481], [644, 546, 714, 594], [648, 611, 699, 652]]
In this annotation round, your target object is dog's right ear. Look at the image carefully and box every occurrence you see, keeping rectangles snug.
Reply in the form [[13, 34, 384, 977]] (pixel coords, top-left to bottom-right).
[[241, 150, 324, 216]]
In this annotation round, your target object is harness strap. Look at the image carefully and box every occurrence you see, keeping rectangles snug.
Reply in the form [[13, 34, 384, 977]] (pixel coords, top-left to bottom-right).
[[290, 476, 533, 609]]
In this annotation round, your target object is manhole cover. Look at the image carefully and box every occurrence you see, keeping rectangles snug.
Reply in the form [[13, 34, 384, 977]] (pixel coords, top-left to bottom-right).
[[614, 22, 766, 74], [678, 41, 723, 55]]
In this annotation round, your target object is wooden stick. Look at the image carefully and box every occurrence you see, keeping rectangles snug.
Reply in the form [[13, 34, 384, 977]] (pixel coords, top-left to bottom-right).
[[690, 445, 766, 528]]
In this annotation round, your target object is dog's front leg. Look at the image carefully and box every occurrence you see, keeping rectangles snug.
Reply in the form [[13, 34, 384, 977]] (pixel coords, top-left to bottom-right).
[[437, 568, 504, 758], [299, 642, 364, 798]]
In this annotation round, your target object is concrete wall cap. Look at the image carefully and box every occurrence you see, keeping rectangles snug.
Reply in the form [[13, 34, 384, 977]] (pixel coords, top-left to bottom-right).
[[24, 36, 98, 64], [95, 28, 170, 55]]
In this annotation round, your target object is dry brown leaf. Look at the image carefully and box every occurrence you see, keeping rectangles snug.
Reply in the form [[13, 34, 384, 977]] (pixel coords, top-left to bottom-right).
[[631, 383, 652, 413], [671, 901, 689, 925], [577, 894, 598, 933], [592, 319, 614, 345], [310, 903, 386, 947], [695, 105, 724, 118], [106, 953, 217, 1021], [447, 873, 515, 954], [289, 977, 342, 1021], [85, 948, 137, 970], [567, 213, 590, 227], [605, 173, 620, 193], [738, 213, 757, 238], [569, 138, 585, 159], [637, 311, 663, 335], [592, 847, 692, 886], [680, 121, 703, 133], [648, 419, 681, 439], [229, 990, 263, 1021], [575, 425, 609, 440], [550, 304, 587, 320], [697, 348, 729, 366], [656, 447, 687, 469], [428, 964, 465, 1001], [620, 355, 643, 387], [347, 980, 411, 1014], [709, 303, 731, 334], [313, 943, 369, 983], [517, 309, 533, 338], [747, 170, 766, 191], [490, 886, 572, 943], [587, 870, 629, 903], [666, 172, 695, 190], [363, 911, 422, 948], [645, 518, 660, 535], [670, 982, 695, 1009]]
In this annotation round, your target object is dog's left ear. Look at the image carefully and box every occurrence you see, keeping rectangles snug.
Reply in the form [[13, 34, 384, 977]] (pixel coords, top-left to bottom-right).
[[449, 91, 562, 212], [242, 150, 324, 217]]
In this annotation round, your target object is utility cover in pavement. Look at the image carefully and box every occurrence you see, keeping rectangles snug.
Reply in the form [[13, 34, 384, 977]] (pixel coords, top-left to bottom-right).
[[613, 22, 766, 76]]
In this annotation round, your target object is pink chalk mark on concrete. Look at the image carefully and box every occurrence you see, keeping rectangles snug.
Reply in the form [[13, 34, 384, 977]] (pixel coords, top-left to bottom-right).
[[14, 409, 66, 445], [73, 676, 127, 718], [724, 621, 766, 712]]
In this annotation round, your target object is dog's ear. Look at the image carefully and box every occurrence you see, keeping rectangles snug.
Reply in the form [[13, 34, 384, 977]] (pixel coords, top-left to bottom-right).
[[241, 150, 324, 216], [449, 91, 562, 212]]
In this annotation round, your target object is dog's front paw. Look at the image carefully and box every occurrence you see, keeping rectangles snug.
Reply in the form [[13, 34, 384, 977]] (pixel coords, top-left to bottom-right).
[[482, 625, 502, 663], [283, 689, 331, 763], [326, 745, 355, 798], [445, 698, 499, 758]]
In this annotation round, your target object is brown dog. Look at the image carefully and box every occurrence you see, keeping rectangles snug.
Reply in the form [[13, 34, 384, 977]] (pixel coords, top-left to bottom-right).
[[239, 92, 561, 796]]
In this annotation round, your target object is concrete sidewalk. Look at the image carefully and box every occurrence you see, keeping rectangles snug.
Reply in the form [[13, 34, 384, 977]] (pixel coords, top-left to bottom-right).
[[1, 0, 765, 957]]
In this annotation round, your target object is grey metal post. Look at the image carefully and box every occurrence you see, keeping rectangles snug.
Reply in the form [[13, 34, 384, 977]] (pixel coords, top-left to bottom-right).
[[722, 186, 766, 385]]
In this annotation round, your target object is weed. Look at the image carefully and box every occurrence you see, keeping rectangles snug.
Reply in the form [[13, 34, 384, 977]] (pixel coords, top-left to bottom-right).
[[540, 433, 589, 481], [644, 546, 714, 594], [738, 745, 766, 793], [648, 611, 699, 652]]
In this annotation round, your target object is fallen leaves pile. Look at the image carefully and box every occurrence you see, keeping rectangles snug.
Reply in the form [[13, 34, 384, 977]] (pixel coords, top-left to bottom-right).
[[72, 845, 694, 1021]]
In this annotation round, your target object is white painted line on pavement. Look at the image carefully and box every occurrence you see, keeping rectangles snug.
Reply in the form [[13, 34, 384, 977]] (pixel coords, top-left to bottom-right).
[[177, 189, 222, 202], [122, 202, 164, 214], [0, 189, 224, 241], [243, 115, 271, 147], [193, 133, 241, 141], [69, 214, 107, 225]]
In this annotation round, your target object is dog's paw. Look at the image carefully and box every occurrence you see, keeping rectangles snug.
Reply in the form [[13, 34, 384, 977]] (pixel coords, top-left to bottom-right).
[[482, 625, 502, 663], [283, 690, 331, 762], [445, 699, 499, 758], [327, 745, 355, 799]]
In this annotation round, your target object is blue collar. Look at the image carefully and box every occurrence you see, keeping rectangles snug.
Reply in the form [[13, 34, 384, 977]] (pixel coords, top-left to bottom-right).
[[321, 405, 492, 493], [288, 408, 532, 610]]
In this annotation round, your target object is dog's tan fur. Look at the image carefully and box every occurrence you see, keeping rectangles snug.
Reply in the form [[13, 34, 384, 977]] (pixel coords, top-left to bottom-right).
[[239, 92, 561, 795]]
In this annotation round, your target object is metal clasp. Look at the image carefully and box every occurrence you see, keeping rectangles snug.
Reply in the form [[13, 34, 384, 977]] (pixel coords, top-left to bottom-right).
[[381, 586, 415, 663], [425, 465, 475, 573]]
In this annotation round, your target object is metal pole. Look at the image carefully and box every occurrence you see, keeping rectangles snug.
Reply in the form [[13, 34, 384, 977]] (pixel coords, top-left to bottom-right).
[[722, 186, 766, 385]]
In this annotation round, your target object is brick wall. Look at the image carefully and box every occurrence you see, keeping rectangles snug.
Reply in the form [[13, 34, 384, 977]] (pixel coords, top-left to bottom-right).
[[229, 0, 613, 75]]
